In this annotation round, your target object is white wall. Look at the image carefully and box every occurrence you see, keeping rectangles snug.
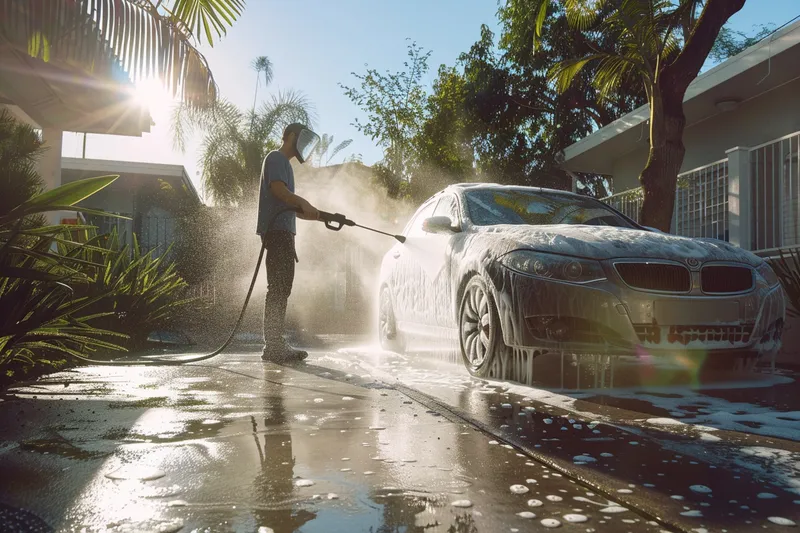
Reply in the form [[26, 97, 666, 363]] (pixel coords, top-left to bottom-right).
[[611, 76, 800, 193]]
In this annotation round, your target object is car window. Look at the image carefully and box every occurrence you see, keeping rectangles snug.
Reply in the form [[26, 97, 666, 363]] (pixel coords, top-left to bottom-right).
[[464, 189, 636, 228], [406, 201, 437, 238], [433, 195, 460, 225]]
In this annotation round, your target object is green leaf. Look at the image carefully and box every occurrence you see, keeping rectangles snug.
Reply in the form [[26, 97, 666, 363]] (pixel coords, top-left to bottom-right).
[[0, 267, 66, 282]]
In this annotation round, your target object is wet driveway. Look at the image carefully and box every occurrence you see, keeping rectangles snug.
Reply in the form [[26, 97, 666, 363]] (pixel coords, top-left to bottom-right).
[[0, 342, 798, 532]]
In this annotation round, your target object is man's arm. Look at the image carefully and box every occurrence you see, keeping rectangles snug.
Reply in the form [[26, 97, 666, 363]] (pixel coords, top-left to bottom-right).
[[270, 181, 320, 221]]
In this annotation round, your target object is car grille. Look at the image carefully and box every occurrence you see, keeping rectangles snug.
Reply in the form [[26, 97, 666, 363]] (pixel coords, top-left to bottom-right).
[[701, 265, 754, 293], [615, 262, 691, 292], [634, 324, 754, 346]]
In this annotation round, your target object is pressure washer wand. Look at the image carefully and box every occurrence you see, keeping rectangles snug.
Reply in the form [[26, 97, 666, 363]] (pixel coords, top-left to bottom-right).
[[316, 210, 406, 243]]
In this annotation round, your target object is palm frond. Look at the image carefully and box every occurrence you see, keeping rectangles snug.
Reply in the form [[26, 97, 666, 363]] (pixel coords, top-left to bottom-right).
[[168, 0, 245, 46], [564, 0, 609, 31], [0, 0, 243, 108], [548, 54, 605, 93], [593, 55, 642, 102], [171, 97, 241, 152], [327, 139, 354, 165]]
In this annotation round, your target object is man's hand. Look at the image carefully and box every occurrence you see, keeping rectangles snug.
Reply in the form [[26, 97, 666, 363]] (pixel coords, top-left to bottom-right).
[[298, 200, 319, 221]]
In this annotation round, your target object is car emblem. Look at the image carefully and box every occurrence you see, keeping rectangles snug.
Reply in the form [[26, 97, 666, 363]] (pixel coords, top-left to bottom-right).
[[686, 258, 700, 267]]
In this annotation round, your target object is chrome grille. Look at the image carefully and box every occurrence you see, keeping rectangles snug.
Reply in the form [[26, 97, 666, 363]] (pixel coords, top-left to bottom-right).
[[615, 262, 691, 292], [634, 325, 753, 346], [701, 265, 753, 293]]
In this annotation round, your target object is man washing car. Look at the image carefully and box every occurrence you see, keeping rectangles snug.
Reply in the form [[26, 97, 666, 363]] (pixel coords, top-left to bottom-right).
[[256, 123, 320, 363]]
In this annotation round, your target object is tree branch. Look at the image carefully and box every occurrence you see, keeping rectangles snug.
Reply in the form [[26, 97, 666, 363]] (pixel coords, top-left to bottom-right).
[[665, 0, 746, 91]]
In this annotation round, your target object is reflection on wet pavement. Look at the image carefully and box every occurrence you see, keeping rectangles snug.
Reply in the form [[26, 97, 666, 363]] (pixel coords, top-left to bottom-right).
[[0, 358, 666, 532], [0, 343, 797, 532]]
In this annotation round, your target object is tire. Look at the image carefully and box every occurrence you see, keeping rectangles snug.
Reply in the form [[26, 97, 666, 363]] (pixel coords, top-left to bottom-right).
[[379, 286, 404, 353], [458, 276, 504, 377]]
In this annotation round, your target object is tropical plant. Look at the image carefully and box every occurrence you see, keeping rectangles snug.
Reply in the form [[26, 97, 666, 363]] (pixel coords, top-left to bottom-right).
[[0, 110, 45, 217], [0, 176, 129, 372], [309, 134, 354, 167], [1, 0, 245, 108], [770, 250, 800, 319], [251, 56, 274, 113], [172, 89, 314, 206], [530, 0, 745, 231], [341, 40, 431, 197], [66, 228, 196, 351]]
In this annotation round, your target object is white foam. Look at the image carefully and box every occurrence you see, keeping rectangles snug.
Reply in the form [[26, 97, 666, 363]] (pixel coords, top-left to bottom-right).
[[540, 518, 561, 528], [517, 511, 536, 519], [563, 514, 588, 523], [452, 500, 473, 508], [510, 484, 530, 494], [690, 485, 712, 494], [599, 506, 627, 513], [767, 517, 796, 526]]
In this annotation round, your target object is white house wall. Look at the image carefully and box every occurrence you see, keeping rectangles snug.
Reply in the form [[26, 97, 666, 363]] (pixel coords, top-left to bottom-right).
[[611, 76, 800, 193]]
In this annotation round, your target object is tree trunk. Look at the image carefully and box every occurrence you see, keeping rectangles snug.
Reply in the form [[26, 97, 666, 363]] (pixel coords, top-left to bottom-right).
[[638, 0, 746, 231], [639, 86, 686, 231]]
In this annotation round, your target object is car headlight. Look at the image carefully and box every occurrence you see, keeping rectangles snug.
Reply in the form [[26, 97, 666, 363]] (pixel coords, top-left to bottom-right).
[[756, 261, 780, 287], [500, 250, 606, 284]]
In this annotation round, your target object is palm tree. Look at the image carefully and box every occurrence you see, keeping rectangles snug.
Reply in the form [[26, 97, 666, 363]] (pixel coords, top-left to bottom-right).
[[251, 56, 274, 112], [527, 0, 745, 230], [172, 90, 315, 206], [0, 0, 246, 109]]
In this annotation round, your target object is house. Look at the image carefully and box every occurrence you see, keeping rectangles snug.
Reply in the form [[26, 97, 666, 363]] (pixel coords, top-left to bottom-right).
[[561, 20, 800, 361], [61, 158, 201, 256], [0, 0, 150, 224]]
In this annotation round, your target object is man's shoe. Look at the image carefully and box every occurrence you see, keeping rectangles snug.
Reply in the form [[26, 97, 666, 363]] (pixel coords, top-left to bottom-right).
[[261, 343, 308, 364]]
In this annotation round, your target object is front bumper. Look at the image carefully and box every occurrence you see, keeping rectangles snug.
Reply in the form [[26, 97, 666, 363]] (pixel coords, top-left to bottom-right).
[[489, 262, 785, 357]]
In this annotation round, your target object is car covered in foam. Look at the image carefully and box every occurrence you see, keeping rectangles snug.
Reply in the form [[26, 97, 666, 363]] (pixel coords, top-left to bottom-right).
[[377, 184, 785, 383]]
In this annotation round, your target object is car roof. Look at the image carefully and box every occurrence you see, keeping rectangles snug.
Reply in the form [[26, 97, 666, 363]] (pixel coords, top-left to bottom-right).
[[442, 182, 582, 197]]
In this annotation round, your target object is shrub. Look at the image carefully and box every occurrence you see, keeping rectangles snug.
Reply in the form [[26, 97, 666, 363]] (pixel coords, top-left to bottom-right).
[[771, 249, 800, 318]]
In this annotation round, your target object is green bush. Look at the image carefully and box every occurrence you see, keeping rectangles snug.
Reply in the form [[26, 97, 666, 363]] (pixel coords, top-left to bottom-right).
[[771, 249, 800, 318], [0, 177, 129, 372], [0, 110, 197, 381], [66, 228, 197, 351]]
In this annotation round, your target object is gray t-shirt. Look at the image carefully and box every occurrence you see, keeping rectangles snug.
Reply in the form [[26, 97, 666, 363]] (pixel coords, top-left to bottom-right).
[[256, 151, 296, 235]]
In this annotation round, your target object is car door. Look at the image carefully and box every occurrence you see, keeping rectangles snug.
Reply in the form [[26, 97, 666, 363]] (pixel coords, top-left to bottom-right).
[[427, 194, 462, 328], [389, 200, 436, 327]]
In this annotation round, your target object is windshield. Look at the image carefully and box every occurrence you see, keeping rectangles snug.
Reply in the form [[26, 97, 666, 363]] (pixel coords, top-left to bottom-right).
[[464, 189, 636, 228]]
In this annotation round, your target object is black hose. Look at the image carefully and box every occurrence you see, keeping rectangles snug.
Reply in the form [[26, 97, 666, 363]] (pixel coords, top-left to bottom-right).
[[66, 206, 298, 366]]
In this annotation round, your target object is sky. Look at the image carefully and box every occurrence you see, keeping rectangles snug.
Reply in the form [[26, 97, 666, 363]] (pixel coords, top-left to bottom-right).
[[61, 0, 800, 201]]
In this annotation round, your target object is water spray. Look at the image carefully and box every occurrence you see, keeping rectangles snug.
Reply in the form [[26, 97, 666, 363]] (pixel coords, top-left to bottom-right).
[[66, 207, 403, 366]]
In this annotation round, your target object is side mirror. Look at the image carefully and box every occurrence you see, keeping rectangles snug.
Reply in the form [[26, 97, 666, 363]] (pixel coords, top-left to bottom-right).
[[422, 216, 458, 234]]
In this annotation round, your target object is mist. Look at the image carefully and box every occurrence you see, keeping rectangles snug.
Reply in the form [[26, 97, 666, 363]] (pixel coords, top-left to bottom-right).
[[288, 162, 412, 337], [180, 162, 412, 347]]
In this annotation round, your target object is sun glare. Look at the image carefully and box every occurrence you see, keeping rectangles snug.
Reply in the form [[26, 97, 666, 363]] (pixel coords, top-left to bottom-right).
[[132, 78, 173, 123]]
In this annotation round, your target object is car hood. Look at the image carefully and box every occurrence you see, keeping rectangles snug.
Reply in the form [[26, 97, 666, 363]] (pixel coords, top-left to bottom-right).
[[478, 224, 761, 265]]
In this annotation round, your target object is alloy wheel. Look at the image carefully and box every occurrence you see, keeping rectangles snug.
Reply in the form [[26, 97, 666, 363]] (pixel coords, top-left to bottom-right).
[[461, 281, 492, 368]]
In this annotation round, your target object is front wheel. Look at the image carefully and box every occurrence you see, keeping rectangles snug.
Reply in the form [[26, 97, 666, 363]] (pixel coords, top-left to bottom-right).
[[379, 286, 404, 353], [459, 276, 504, 377]]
